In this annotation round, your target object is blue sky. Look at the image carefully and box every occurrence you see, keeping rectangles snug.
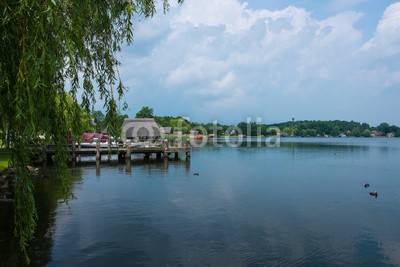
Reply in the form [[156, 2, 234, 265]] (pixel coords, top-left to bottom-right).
[[110, 0, 400, 126]]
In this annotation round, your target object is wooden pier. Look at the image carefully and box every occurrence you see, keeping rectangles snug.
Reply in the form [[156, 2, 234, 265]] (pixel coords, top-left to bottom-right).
[[44, 140, 191, 164]]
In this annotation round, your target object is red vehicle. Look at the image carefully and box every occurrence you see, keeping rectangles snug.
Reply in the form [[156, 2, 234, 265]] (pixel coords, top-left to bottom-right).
[[81, 133, 110, 143]]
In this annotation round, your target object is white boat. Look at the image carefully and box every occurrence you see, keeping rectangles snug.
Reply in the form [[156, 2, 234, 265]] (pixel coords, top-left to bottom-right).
[[78, 138, 117, 149]]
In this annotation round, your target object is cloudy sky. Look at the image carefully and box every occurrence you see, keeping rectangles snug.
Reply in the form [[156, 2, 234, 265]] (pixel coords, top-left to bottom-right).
[[114, 0, 400, 126]]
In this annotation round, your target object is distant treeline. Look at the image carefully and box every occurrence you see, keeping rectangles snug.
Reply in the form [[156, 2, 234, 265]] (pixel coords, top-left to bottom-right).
[[122, 107, 400, 137], [155, 117, 400, 138], [270, 120, 399, 137]]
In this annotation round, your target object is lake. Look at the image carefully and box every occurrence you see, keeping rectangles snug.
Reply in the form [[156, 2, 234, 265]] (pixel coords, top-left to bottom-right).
[[1, 138, 400, 266]]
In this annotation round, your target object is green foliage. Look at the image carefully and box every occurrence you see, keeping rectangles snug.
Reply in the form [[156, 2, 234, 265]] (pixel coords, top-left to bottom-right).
[[0, 151, 11, 171], [154, 115, 400, 138], [235, 122, 270, 136], [377, 122, 391, 135], [92, 110, 105, 132], [272, 120, 399, 137], [363, 129, 371, 137], [104, 111, 128, 138], [154, 116, 191, 133], [136, 106, 154, 118], [91, 109, 128, 138], [0, 0, 181, 263]]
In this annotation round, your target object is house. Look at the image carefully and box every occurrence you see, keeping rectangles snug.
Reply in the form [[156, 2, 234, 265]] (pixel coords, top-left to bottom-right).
[[121, 118, 162, 141], [387, 132, 395, 138], [160, 127, 172, 135], [371, 131, 382, 137]]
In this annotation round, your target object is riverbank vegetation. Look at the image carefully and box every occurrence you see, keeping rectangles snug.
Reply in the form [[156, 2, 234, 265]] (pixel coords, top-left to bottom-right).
[[0, 152, 11, 172], [110, 106, 398, 138], [271, 120, 400, 137], [136, 107, 399, 137]]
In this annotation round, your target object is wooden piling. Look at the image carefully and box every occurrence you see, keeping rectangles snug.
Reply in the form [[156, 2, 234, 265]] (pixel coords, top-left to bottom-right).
[[96, 141, 100, 162], [96, 160, 100, 176], [78, 143, 81, 163], [163, 157, 168, 172], [118, 152, 124, 163], [107, 144, 111, 163], [125, 141, 131, 160], [41, 138, 191, 165], [125, 157, 132, 173], [163, 139, 169, 150]]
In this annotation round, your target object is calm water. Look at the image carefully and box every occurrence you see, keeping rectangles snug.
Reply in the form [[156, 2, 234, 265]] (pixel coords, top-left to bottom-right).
[[2, 138, 400, 266]]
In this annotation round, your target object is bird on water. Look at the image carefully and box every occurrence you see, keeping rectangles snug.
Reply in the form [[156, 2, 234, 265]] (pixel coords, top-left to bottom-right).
[[364, 183, 370, 188], [369, 191, 378, 198], [193, 173, 200, 176]]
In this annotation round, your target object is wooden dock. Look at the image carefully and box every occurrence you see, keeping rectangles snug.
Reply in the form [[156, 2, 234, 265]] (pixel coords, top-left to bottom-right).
[[44, 140, 191, 164]]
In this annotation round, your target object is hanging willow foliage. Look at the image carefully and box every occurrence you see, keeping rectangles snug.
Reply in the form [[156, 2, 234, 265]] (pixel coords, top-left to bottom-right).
[[0, 0, 182, 263]]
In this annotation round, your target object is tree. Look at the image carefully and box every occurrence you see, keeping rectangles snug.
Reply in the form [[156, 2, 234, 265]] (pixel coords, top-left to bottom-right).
[[92, 111, 105, 133], [351, 127, 362, 137], [170, 117, 191, 134], [377, 122, 391, 135], [363, 129, 371, 137], [103, 112, 128, 138], [0, 0, 182, 262], [136, 106, 154, 118]]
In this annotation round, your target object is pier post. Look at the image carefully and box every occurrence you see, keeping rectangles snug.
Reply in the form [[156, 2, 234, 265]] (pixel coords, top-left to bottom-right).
[[125, 157, 132, 173], [174, 152, 179, 160], [163, 139, 169, 150], [96, 140, 101, 162], [185, 138, 191, 160], [163, 139, 169, 159], [107, 143, 111, 163], [118, 152, 124, 163], [78, 143, 81, 163], [163, 157, 169, 172], [185, 158, 190, 171], [96, 160, 100, 176], [126, 141, 131, 160]]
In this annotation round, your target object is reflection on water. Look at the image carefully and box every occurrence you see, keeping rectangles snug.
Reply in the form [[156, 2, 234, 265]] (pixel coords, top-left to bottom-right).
[[0, 168, 83, 266], [1, 138, 400, 266]]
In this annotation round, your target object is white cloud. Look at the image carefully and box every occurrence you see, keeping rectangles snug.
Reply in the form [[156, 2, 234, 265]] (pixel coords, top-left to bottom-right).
[[360, 2, 400, 56], [165, 56, 227, 87], [120, 0, 400, 125], [174, 0, 256, 34]]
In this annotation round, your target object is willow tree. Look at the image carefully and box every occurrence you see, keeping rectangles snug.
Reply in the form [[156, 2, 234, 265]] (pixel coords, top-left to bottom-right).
[[0, 0, 182, 263]]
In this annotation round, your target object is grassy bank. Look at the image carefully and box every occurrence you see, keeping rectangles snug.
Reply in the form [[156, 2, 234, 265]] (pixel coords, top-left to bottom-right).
[[0, 149, 11, 172]]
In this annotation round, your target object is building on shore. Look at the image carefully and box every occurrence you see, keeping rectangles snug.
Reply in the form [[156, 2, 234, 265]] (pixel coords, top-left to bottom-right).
[[121, 118, 162, 141], [160, 127, 173, 135]]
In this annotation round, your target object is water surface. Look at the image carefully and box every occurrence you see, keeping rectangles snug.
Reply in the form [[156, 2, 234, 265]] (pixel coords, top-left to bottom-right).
[[3, 138, 400, 266]]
